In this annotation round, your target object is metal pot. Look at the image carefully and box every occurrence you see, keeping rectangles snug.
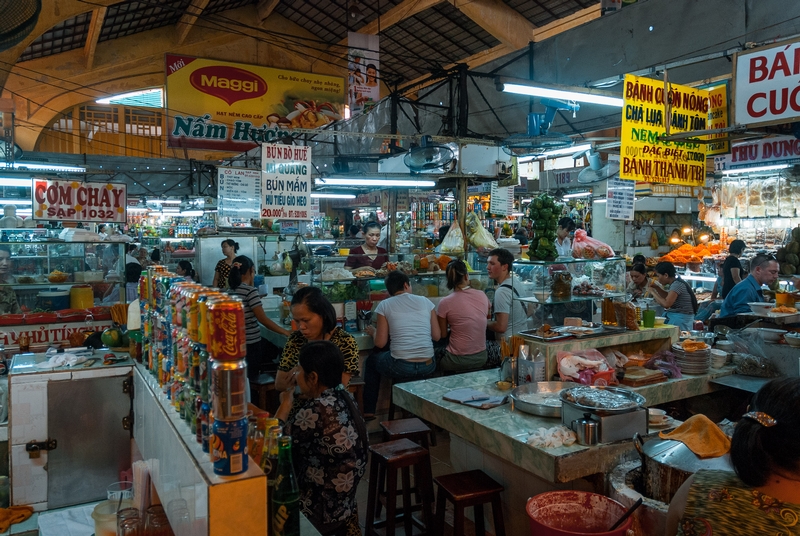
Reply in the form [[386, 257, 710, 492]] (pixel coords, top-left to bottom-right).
[[633, 433, 733, 504], [572, 413, 599, 446]]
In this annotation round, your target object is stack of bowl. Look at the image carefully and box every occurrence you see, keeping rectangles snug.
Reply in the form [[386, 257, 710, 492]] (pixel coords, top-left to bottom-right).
[[785, 332, 800, 348], [672, 343, 711, 375], [710, 349, 728, 369]]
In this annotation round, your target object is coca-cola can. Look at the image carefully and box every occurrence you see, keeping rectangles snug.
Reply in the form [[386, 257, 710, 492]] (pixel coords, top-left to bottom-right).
[[207, 297, 246, 361]]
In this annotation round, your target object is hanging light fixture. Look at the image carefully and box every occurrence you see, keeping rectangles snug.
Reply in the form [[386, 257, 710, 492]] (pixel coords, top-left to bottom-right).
[[348, 0, 365, 22]]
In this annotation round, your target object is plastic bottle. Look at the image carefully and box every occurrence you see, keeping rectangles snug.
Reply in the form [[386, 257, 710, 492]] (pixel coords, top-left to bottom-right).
[[273, 435, 300, 536]]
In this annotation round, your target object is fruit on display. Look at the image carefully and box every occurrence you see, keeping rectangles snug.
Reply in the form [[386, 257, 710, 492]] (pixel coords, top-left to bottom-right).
[[101, 327, 123, 348], [526, 193, 563, 261], [776, 226, 800, 275]]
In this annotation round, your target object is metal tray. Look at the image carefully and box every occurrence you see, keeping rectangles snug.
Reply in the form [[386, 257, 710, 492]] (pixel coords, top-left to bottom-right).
[[518, 330, 573, 342], [510, 381, 579, 418], [553, 325, 604, 337], [559, 385, 647, 415]]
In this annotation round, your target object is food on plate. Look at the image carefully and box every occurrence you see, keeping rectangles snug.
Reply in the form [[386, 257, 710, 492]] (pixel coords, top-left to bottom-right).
[[562, 386, 638, 410], [564, 317, 583, 327], [535, 323, 559, 338], [16, 276, 35, 284], [517, 392, 562, 407], [48, 270, 69, 282], [770, 305, 798, 314], [573, 281, 604, 296], [496, 381, 512, 391], [681, 339, 709, 352], [353, 267, 376, 279]]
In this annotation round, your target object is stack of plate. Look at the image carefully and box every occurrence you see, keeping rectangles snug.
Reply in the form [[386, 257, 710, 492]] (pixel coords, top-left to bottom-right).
[[672, 344, 710, 375]]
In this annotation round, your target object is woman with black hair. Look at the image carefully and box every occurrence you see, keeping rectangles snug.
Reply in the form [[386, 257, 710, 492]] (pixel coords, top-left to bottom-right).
[[626, 263, 650, 299], [344, 221, 387, 270], [666, 377, 800, 535], [176, 260, 195, 281], [228, 256, 291, 384], [276, 287, 359, 391], [212, 239, 239, 289], [555, 217, 576, 258], [276, 341, 368, 536], [648, 261, 696, 330]]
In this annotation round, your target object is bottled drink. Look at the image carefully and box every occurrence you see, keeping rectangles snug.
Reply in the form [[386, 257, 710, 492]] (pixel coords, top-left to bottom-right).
[[262, 423, 281, 536], [273, 435, 300, 536]]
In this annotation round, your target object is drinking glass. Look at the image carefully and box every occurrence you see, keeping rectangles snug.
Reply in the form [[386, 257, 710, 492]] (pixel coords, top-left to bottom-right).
[[118, 516, 141, 536]]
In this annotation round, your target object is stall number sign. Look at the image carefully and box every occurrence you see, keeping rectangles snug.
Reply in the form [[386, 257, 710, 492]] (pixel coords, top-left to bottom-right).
[[261, 143, 312, 221], [32, 179, 126, 222], [605, 177, 635, 221], [734, 39, 800, 127], [620, 74, 708, 187], [218, 167, 261, 220]]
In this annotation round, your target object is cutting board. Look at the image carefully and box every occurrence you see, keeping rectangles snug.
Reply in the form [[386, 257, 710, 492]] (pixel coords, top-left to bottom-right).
[[620, 366, 667, 387]]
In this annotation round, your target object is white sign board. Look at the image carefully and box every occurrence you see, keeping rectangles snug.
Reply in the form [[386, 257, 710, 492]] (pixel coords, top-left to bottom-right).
[[490, 182, 513, 216], [217, 167, 261, 220], [261, 144, 312, 221], [605, 177, 635, 221], [734, 39, 800, 126]]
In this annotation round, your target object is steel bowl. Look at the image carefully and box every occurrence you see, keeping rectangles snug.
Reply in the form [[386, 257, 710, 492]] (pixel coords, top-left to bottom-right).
[[559, 385, 646, 415], [510, 381, 578, 418]]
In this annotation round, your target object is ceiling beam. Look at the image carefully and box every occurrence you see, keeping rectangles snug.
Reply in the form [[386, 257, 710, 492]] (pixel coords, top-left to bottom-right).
[[84, 7, 107, 70], [257, 0, 281, 24], [453, 0, 536, 51], [176, 0, 212, 45]]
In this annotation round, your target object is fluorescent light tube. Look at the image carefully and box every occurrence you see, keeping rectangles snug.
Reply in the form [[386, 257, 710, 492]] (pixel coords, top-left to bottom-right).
[[180, 210, 204, 217], [519, 143, 593, 162], [315, 178, 436, 188], [501, 83, 623, 107], [593, 199, 607, 203], [155, 199, 182, 205], [0, 163, 85, 172], [0, 199, 32, 205], [127, 207, 150, 213], [0, 178, 32, 187], [96, 88, 163, 105], [562, 191, 592, 199], [310, 193, 357, 199], [721, 164, 789, 175]]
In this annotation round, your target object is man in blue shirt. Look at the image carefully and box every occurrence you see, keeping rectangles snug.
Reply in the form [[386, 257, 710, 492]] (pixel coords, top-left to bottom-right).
[[719, 254, 779, 318]]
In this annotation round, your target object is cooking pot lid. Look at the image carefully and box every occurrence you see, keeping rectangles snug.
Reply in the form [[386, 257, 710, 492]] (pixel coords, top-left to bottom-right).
[[642, 438, 733, 473]]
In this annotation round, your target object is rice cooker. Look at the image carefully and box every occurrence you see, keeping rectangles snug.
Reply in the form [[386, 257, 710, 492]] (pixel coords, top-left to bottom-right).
[[38, 289, 70, 311]]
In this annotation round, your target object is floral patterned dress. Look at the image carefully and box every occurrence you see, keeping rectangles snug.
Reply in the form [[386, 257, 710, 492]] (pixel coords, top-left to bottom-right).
[[678, 469, 800, 535], [284, 387, 368, 536]]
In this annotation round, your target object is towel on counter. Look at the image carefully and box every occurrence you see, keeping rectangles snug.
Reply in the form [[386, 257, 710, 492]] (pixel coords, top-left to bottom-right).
[[0, 505, 33, 532], [35, 353, 87, 369], [443, 389, 507, 409], [659, 414, 731, 458]]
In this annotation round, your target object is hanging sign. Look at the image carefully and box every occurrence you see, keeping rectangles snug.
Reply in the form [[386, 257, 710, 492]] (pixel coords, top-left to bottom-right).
[[620, 74, 708, 186], [489, 182, 513, 216], [712, 135, 800, 172], [733, 38, 800, 127], [165, 54, 345, 152], [704, 83, 730, 156], [218, 167, 261, 220], [32, 179, 126, 223], [261, 144, 312, 221], [605, 177, 635, 221], [348, 33, 380, 116]]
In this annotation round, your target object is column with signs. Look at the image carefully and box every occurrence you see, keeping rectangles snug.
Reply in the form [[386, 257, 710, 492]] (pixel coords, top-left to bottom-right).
[[261, 144, 313, 221], [218, 167, 261, 220], [606, 177, 635, 221]]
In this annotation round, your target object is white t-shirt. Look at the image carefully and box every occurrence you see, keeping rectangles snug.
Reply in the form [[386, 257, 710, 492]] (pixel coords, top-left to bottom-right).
[[493, 277, 530, 341], [375, 292, 435, 359], [555, 236, 572, 258]]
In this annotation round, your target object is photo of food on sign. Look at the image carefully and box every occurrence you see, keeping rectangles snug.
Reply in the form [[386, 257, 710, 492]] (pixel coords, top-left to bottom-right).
[[266, 95, 343, 130]]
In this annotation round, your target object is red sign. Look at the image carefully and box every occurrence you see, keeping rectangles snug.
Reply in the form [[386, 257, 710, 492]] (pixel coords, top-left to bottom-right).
[[32, 179, 126, 223], [189, 66, 268, 106]]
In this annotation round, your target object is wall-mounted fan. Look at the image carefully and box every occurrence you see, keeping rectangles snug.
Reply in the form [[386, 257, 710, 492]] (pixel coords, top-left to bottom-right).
[[503, 98, 580, 156], [576, 149, 619, 184], [403, 135, 455, 172]]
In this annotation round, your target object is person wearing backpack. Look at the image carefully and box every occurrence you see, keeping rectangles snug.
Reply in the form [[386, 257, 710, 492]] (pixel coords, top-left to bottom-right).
[[647, 261, 698, 331]]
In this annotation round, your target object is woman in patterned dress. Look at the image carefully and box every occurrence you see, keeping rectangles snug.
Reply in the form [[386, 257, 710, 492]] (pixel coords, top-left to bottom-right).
[[665, 377, 800, 535], [276, 340, 368, 536], [212, 239, 238, 289]]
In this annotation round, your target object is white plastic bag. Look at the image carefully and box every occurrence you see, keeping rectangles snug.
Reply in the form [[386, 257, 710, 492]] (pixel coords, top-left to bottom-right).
[[466, 211, 498, 250], [441, 220, 465, 254]]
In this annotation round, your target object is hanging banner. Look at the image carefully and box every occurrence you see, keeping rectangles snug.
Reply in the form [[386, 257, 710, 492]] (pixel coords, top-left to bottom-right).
[[620, 74, 708, 186], [489, 182, 513, 216], [218, 167, 261, 220], [165, 54, 345, 152], [605, 177, 635, 221], [32, 179, 126, 223], [261, 144, 312, 221], [348, 33, 380, 116], [712, 135, 800, 172], [703, 82, 730, 156], [733, 38, 800, 127]]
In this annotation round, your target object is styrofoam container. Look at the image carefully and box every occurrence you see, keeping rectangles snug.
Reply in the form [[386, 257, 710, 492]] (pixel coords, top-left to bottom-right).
[[84, 270, 104, 282]]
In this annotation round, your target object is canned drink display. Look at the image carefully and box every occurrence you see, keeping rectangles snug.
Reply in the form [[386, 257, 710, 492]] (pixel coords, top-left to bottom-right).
[[210, 358, 247, 420], [199, 347, 210, 401], [201, 403, 210, 452], [147, 265, 166, 307], [211, 416, 249, 476], [207, 297, 246, 361]]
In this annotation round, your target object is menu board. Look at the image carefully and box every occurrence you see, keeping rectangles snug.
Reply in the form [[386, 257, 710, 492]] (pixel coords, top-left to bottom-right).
[[217, 167, 261, 220], [490, 182, 513, 216], [605, 177, 635, 221], [261, 143, 312, 221]]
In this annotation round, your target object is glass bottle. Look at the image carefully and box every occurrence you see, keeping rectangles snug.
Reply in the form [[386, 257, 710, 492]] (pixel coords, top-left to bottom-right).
[[272, 435, 300, 536], [262, 424, 282, 536]]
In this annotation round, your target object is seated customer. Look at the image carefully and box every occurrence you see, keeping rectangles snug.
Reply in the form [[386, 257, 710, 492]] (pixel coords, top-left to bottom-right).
[[718, 254, 778, 318], [276, 341, 368, 536], [363, 270, 441, 419], [437, 259, 491, 372], [665, 377, 800, 535]]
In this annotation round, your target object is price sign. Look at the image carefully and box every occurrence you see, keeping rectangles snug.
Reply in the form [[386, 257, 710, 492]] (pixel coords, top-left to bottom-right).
[[261, 143, 312, 221], [218, 167, 261, 220], [605, 177, 635, 221]]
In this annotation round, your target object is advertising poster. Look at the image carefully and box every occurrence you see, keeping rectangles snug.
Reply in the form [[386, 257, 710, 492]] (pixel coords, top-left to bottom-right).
[[620, 74, 708, 187], [165, 54, 345, 152], [734, 38, 800, 127], [261, 143, 312, 221], [217, 167, 261, 220], [606, 177, 635, 221], [704, 83, 730, 156], [32, 179, 126, 223], [348, 33, 380, 116]]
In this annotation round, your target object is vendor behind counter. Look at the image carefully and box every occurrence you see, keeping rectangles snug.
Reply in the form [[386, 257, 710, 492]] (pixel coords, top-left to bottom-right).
[[0, 245, 21, 314], [345, 221, 388, 270]]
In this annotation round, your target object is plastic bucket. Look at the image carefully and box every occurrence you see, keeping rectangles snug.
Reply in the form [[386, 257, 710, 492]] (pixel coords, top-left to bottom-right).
[[92, 499, 133, 536], [526, 491, 633, 535]]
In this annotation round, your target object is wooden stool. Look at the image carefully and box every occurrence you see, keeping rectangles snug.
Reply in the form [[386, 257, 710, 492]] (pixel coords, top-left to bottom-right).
[[249, 373, 275, 412], [434, 469, 505, 536], [377, 418, 433, 515], [366, 438, 435, 536], [348, 375, 365, 413]]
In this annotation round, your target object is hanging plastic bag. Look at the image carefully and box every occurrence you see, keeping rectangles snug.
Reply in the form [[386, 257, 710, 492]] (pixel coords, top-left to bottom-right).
[[440, 219, 465, 255], [571, 229, 615, 259], [465, 211, 499, 250]]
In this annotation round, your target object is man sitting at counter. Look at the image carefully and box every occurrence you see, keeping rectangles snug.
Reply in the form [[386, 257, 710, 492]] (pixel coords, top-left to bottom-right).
[[718, 254, 779, 318]]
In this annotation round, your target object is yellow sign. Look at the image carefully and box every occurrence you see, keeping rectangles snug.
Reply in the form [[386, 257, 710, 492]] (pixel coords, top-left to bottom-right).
[[704, 83, 729, 156], [165, 54, 345, 152], [620, 74, 708, 186]]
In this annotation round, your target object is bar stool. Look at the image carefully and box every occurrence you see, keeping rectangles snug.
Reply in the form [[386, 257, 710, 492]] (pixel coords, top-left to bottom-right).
[[380, 417, 432, 449], [365, 438, 435, 536], [434, 469, 506, 536]]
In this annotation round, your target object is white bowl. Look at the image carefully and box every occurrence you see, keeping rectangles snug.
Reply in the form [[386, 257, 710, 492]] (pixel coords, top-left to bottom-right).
[[654, 316, 666, 325], [747, 302, 774, 315], [648, 408, 667, 424], [785, 332, 800, 348], [710, 348, 727, 358], [744, 327, 787, 343], [715, 340, 735, 352], [533, 291, 550, 303]]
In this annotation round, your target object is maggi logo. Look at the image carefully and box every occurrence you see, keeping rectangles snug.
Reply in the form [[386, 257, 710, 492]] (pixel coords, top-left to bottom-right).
[[190, 66, 267, 105]]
